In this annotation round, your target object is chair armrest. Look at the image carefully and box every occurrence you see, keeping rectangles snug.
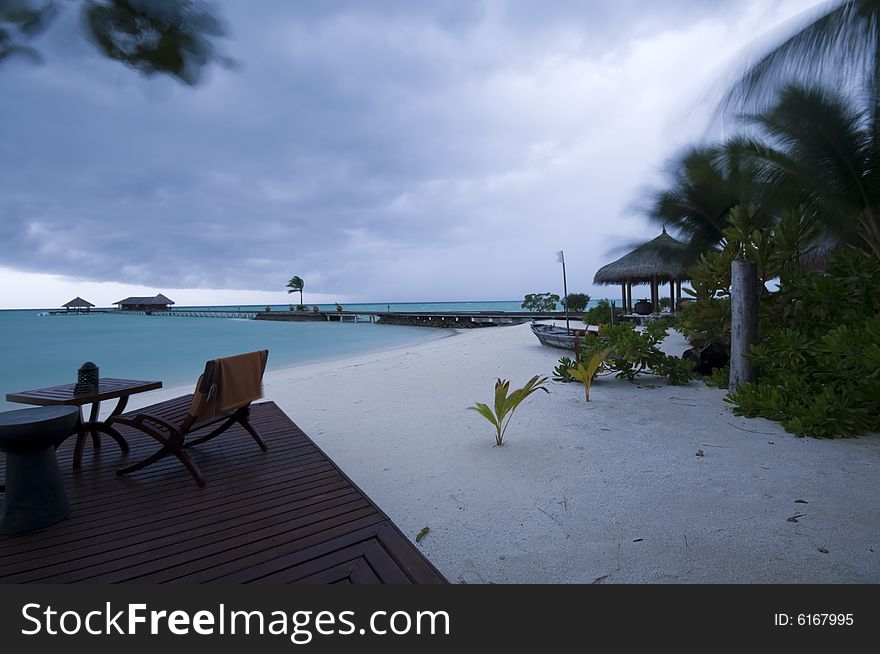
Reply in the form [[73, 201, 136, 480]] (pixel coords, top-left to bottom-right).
[[117, 413, 180, 435], [140, 414, 181, 432]]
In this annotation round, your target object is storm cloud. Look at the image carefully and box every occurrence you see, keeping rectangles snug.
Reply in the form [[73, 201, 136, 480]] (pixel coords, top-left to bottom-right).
[[0, 0, 817, 304]]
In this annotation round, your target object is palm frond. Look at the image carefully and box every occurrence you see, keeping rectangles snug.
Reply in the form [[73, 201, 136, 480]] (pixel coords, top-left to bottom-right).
[[722, 0, 879, 114]]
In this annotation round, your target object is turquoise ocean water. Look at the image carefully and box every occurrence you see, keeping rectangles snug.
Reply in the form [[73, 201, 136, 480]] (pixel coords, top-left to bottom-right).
[[0, 300, 597, 411]]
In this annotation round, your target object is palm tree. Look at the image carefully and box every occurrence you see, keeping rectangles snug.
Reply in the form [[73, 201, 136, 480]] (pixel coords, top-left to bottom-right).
[[724, 0, 880, 115], [286, 276, 304, 306], [742, 84, 880, 257], [0, 2, 57, 64], [82, 0, 231, 85], [1, 0, 230, 85], [643, 143, 767, 261]]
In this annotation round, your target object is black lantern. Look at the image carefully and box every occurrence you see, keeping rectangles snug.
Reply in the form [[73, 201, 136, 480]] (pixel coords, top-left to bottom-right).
[[74, 362, 99, 395]]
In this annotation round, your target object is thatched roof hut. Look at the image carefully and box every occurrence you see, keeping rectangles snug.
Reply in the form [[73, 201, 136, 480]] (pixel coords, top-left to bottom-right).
[[114, 294, 175, 311], [62, 297, 95, 312], [593, 228, 690, 314], [594, 228, 689, 284]]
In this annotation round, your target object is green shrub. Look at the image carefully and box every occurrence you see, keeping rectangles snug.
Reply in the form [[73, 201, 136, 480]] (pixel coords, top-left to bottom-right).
[[704, 365, 730, 389], [651, 355, 696, 386], [522, 292, 560, 312], [725, 250, 880, 437], [583, 299, 613, 325], [557, 321, 693, 385], [675, 297, 731, 350], [563, 293, 590, 314], [553, 356, 578, 383]]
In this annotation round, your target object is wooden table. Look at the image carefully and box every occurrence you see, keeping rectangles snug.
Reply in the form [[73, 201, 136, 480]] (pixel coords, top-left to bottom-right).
[[6, 379, 162, 469]]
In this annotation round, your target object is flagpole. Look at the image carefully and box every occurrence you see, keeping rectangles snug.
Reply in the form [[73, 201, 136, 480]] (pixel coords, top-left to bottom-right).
[[559, 250, 570, 334]]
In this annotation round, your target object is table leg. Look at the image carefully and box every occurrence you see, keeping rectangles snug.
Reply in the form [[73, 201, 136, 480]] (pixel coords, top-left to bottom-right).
[[88, 401, 101, 448], [69, 397, 131, 466], [90, 422, 129, 453], [108, 395, 129, 420], [100, 395, 130, 454], [73, 410, 87, 469]]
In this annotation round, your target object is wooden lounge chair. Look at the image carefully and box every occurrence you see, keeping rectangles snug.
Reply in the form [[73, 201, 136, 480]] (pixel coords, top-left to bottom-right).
[[114, 350, 269, 487]]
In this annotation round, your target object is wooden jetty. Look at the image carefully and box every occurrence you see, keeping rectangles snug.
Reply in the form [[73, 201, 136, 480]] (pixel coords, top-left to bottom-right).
[[92, 307, 570, 327], [107, 309, 261, 319], [256, 309, 568, 328], [0, 402, 447, 584], [152, 309, 260, 319], [44, 309, 115, 315]]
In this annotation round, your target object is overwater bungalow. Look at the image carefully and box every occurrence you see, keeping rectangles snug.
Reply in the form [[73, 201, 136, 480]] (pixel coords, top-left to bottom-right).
[[61, 297, 95, 313], [114, 293, 175, 312]]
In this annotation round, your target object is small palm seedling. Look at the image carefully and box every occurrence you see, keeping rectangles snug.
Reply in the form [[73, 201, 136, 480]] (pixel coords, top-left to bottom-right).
[[567, 351, 607, 401], [468, 375, 549, 446]]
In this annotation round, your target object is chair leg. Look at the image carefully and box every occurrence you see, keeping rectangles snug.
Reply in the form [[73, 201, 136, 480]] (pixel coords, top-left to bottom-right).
[[73, 430, 87, 469], [117, 444, 172, 475], [174, 449, 206, 488], [117, 443, 206, 487], [184, 415, 236, 448], [239, 416, 268, 452], [184, 407, 268, 453]]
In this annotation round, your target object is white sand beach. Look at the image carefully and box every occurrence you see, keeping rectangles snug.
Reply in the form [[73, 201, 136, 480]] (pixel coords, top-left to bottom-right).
[[130, 323, 880, 583]]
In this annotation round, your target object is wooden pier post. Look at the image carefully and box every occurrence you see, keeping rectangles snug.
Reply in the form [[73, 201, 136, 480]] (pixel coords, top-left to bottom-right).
[[729, 260, 758, 391]]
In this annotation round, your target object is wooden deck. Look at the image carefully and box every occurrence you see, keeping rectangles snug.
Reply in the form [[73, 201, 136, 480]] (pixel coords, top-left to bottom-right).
[[0, 402, 446, 584]]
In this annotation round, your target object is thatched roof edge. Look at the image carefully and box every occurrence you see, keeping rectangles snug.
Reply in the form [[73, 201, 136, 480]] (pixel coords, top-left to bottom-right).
[[62, 296, 95, 308], [593, 229, 691, 285]]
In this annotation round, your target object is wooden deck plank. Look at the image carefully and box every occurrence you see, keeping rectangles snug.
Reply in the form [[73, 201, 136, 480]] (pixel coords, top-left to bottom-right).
[[301, 559, 382, 584], [138, 515, 388, 583], [0, 477, 353, 568], [0, 488, 366, 577], [0, 402, 446, 584]]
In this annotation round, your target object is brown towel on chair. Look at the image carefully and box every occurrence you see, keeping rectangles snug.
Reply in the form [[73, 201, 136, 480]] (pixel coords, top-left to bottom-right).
[[214, 350, 266, 414], [188, 350, 267, 420]]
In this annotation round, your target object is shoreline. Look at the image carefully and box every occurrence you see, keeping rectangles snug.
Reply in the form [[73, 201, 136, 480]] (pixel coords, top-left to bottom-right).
[[116, 327, 461, 415], [121, 323, 880, 583]]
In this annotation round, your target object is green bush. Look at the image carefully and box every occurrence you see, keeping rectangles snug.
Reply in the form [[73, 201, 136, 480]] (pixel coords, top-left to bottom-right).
[[725, 249, 880, 437], [704, 365, 730, 389], [552, 356, 578, 383], [583, 299, 613, 326], [651, 355, 697, 386], [522, 292, 560, 312], [563, 292, 590, 314], [675, 297, 731, 350], [557, 321, 693, 385]]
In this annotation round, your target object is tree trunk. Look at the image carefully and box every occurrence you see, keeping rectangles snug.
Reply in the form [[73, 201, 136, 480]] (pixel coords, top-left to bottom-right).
[[729, 260, 758, 392]]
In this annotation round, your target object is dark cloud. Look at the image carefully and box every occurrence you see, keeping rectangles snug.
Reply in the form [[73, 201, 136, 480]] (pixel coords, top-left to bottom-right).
[[0, 0, 813, 300]]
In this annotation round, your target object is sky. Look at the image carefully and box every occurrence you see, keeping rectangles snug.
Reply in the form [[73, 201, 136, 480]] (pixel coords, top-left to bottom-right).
[[0, 0, 822, 309]]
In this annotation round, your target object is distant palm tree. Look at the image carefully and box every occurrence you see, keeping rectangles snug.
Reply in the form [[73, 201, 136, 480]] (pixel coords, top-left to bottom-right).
[[286, 276, 304, 306], [743, 84, 880, 257], [724, 0, 880, 115]]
